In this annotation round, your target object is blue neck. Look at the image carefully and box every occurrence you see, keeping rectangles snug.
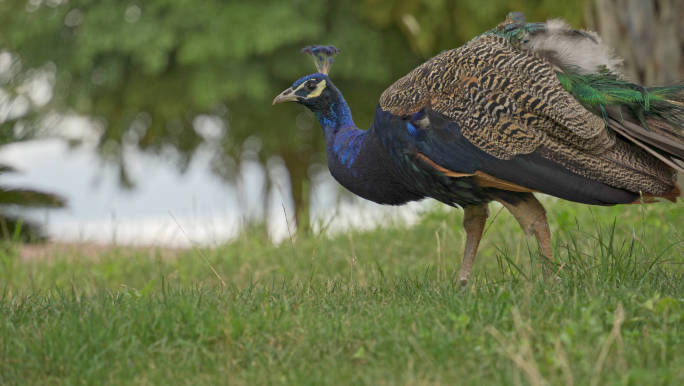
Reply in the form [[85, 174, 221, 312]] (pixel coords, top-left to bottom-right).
[[309, 92, 423, 205], [313, 91, 356, 137], [312, 90, 365, 168]]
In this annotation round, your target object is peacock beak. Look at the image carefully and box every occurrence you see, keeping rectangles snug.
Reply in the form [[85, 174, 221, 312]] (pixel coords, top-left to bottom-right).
[[272, 87, 299, 105]]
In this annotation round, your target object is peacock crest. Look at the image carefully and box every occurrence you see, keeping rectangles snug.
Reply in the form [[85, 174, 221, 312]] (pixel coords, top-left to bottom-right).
[[301, 45, 340, 75]]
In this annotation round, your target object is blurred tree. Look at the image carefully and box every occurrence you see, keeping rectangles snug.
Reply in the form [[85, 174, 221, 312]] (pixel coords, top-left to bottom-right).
[[0, 0, 588, 231], [586, 0, 683, 85]]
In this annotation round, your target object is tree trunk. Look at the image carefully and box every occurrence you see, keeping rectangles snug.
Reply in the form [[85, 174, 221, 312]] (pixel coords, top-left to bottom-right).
[[585, 0, 684, 85], [280, 150, 310, 234]]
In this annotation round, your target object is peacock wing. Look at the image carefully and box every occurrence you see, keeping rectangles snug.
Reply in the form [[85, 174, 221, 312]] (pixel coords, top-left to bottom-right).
[[379, 32, 677, 197], [380, 33, 613, 157]]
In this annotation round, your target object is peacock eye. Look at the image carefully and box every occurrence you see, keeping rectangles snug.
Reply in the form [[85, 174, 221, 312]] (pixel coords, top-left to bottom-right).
[[305, 80, 317, 91]]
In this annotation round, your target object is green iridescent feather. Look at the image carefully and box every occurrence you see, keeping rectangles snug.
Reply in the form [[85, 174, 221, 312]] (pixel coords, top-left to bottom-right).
[[557, 71, 684, 129]]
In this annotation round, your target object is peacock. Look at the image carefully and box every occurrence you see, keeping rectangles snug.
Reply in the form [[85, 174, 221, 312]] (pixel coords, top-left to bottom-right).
[[272, 13, 684, 286]]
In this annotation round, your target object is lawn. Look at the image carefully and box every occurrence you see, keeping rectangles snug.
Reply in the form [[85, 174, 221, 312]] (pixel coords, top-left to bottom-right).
[[1, 199, 683, 385]]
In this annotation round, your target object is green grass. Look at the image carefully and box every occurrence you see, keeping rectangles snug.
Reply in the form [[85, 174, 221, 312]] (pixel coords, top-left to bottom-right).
[[1, 199, 683, 385]]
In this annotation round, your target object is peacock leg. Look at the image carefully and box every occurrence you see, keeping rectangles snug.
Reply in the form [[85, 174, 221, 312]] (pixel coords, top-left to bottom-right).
[[458, 203, 489, 286], [495, 194, 554, 276]]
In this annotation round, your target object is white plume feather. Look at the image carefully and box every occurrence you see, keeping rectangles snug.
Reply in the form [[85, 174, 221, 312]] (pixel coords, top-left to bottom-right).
[[526, 19, 622, 75]]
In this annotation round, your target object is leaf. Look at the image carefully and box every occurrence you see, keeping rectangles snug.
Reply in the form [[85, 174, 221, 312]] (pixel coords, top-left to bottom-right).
[[0, 187, 66, 208], [0, 164, 17, 174], [352, 346, 366, 359]]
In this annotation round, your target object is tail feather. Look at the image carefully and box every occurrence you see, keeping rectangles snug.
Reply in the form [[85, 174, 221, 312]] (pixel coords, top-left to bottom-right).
[[650, 87, 684, 133], [608, 118, 684, 173], [605, 86, 684, 173], [558, 72, 684, 172]]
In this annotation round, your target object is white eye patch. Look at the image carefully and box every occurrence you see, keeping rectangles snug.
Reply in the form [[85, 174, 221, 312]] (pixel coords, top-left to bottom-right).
[[306, 80, 327, 98], [293, 79, 327, 99]]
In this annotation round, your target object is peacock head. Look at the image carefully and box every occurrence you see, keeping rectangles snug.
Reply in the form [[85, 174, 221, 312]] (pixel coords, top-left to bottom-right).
[[272, 45, 342, 112]]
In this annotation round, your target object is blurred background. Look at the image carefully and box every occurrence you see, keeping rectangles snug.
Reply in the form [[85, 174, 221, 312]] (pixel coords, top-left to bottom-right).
[[0, 0, 681, 246]]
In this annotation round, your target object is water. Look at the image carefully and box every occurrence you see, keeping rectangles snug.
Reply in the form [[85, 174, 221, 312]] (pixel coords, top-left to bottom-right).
[[0, 139, 426, 246]]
